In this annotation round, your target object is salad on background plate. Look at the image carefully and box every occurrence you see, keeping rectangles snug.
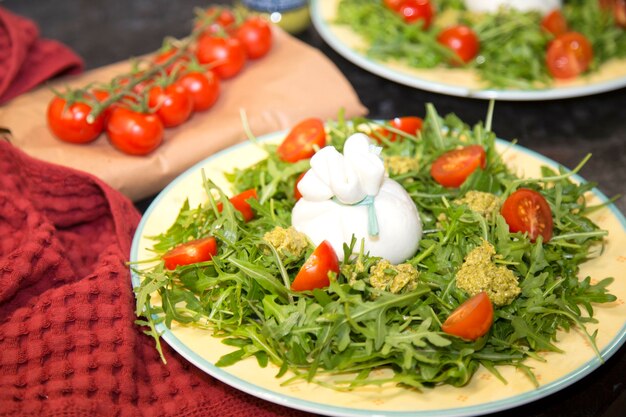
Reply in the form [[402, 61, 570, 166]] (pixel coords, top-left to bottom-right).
[[130, 105, 626, 416], [310, 0, 626, 100]]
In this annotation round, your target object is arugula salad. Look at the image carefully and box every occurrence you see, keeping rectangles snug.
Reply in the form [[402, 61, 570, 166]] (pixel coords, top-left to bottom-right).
[[333, 0, 626, 89], [133, 105, 616, 391]]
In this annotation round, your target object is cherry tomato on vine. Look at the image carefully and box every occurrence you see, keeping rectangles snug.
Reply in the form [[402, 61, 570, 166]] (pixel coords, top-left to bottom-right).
[[501, 188, 554, 242], [148, 82, 193, 128], [398, 0, 434, 29], [236, 17, 273, 59], [178, 70, 220, 112], [47, 96, 105, 144], [195, 35, 247, 79], [162, 237, 218, 270], [437, 25, 480, 65], [546, 32, 593, 79], [195, 7, 236, 35], [430, 145, 486, 188], [375, 116, 423, 143], [291, 240, 339, 291], [541, 9, 568, 37], [106, 107, 164, 155], [217, 188, 258, 222], [442, 292, 493, 340], [89, 89, 115, 122], [153, 48, 189, 75], [277, 118, 326, 163]]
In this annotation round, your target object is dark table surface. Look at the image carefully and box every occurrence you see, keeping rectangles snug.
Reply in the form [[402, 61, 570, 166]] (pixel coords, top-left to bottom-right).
[[4, 1, 625, 416]]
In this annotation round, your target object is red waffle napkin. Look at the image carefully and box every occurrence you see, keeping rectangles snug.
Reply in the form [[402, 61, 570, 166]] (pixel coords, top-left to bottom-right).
[[0, 141, 309, 417], [0, 7, 84, 105]]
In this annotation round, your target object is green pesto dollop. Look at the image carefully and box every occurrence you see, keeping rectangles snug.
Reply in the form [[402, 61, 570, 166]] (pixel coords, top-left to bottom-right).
[[369, 260, 419, 294]]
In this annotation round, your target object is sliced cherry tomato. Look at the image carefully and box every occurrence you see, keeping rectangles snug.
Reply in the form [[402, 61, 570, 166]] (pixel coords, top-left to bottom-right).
[[294, 171, 306, 200], [148, 82, 193, 128], [541, 9, 568, 37], [217, 189, 258, 222], [291, 241, 339, 291], [163, 237, 218, 270], [430, 145, 486, 188], [277, 118, 326, 163], [47, 96, 105, 144], [442, 292, 493, 340], [178, 70, 220, 112], [195, 35, 247, 79], [106, 107, 164, 155], [375, 116, 423, 143], [437, 25, 480, 65], [236, 17, 273, 59], [546, 32, 594, 79], [501, 188, 554, 242], [398, 0, 434, 29]]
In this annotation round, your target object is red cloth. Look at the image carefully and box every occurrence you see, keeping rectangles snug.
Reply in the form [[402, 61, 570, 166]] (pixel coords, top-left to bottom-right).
[[0, 7, 84, 105], [0, 141, 309, 417]]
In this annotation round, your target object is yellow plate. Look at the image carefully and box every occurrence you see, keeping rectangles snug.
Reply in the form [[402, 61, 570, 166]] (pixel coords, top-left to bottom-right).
[[131, 132, 626, 416]]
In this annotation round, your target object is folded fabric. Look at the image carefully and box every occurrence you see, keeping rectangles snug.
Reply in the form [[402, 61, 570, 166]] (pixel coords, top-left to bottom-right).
[[0, 7, 83, 105], [0, 141, 309, 416]]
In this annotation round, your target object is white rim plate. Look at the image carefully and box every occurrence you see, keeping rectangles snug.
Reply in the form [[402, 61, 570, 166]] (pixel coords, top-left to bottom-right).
[[131, 131, 626, 417], [310, 0, 626, 101]]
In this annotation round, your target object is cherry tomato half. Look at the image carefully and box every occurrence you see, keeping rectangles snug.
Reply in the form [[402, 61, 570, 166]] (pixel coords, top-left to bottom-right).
[[47, 96, 105, 144], [546, 32, 594, 79], [277, 118, 326, 163], [195, 35, 247, 79], [501, 188, 554, 242], [430, 145, 486, 188], [442, 292, 494, 340], [291, 240, 340, 291], [106, 107, 164, 155], [398, 0, 434, 29], [217, 188, 258, 222], [178, 70, 220, 112], [437, 25, 480, 65], [163, 237, 218, 270], [375, 116, 423, 143], [541, 9, 568, 37], [148, 82, 193, 128], [236, 17, 273, 59]]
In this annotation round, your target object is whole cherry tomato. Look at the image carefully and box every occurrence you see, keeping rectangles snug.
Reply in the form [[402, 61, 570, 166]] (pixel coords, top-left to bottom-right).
[[195, 7, 236, 35], [437, 25, 480, 65], [236, 17, 273, 59], [398, 0, 434, 29], [178, 70, 220, 112], [442, 292, 494, 340], [501, 188, 554, 242], [163, 237, 218, 270], [47, 96, 105, 144], [277, 118, 326, 163], [541, 9, 568, 37], [106, 107, 164, 155], [430, 145, 486, 188], [148, 82, 194, 128], [216, 188, 258, 222], [546, 32, 593, 79], [291, 240, 340, 291], [195, 35, 247, 79], [153, 48, 190, 75]]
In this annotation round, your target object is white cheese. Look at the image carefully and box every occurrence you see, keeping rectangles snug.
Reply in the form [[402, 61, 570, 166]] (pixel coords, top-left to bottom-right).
[[464, 0, 562, 15], [292, 133, 422, 264]]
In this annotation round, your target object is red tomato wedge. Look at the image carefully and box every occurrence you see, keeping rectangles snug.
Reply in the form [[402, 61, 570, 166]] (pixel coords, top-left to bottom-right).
[[277, 118, 326, 163], [291, 241, 340, 291], [375, 116, 423, 143], [442, 292, 494, 340], [217, 188, 258, 222], [163, 237, 218, 270], [541, 9, 568, 37], [430, 145, 486, 188], [501, 188, 554, 242], [546, 32, 593, 79]]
